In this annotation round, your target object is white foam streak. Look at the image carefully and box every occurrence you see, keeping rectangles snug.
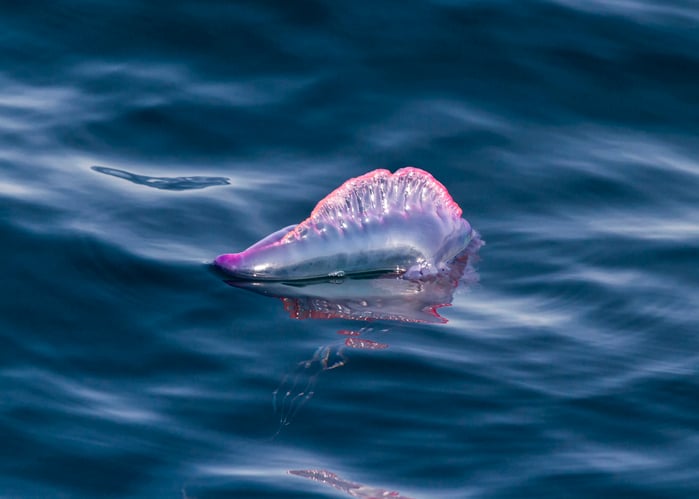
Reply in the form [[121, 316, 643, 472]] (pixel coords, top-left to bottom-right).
[[451, 291, 569, 330], [2, 367, 163, 425]]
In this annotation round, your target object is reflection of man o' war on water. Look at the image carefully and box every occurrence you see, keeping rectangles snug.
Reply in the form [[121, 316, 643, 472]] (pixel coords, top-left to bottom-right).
[[289, 469, 415, 499], [225, 239, 481, 323], [92, 165, 230, 190], [214, 167, 483, 432]]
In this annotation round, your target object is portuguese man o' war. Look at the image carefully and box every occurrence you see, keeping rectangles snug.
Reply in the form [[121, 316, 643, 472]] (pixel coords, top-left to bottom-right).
[[215, 167, 480, 280]]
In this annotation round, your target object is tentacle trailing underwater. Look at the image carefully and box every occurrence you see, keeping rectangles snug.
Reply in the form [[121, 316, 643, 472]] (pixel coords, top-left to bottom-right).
[[215, 167, 480, 281]]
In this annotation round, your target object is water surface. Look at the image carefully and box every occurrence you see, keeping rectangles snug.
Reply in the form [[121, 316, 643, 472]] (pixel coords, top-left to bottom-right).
[[1, 1, 698, 497]]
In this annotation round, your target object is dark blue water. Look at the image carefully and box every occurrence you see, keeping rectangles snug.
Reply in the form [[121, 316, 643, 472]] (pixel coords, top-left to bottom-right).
[[2, 1, 698, 497]]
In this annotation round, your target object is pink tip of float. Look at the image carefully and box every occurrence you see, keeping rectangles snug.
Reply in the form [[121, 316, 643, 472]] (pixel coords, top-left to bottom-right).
[[214, 253, 242, 272]]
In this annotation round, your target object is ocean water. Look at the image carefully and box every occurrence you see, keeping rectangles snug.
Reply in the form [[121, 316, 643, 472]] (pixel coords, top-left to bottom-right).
[[1, 1, 698, 497]]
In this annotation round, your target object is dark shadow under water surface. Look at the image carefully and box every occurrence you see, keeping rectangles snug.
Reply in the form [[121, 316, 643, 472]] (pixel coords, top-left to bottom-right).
[[92, 165, 230, 190]]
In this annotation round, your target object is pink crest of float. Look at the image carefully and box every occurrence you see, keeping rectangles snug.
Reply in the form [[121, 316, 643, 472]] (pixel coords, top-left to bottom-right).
[[281, 167, 463, 244]]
